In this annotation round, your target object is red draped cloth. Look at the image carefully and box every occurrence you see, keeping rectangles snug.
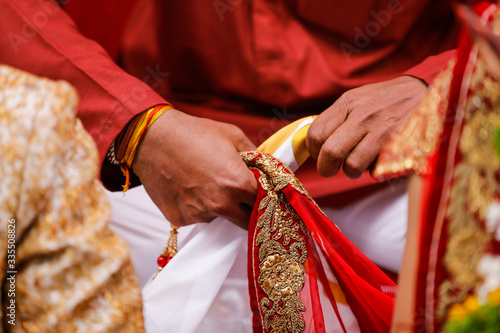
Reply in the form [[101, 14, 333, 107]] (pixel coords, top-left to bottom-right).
[[373, 2, 500, 331], [243, 152, 396, 332], [414, 3, 500, 331]]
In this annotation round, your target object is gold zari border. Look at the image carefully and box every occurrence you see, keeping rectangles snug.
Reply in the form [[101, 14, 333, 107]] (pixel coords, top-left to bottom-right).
[[242, 152, 310, 333], [373, 59, 456, 179], [437, 56, 500, 319]]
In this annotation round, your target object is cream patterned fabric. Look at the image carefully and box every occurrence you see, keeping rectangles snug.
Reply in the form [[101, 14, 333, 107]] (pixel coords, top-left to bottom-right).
[[0, 65, 144, 332]]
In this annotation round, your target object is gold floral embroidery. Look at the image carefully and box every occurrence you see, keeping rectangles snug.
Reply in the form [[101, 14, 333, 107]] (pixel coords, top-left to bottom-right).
[[242, 152, 309, 333], [373, 59, 456, 179], [437, 56, 500, 319]]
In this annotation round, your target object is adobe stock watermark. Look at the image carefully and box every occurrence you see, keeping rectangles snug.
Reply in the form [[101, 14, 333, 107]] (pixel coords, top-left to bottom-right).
[[213, 0, 244, 22], [8, 0, 63, 53], [339, 0, 404, 63], [6, 218, 17, 326]]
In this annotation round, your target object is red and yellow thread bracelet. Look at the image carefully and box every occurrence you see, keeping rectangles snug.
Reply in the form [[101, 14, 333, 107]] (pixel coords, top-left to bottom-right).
[[115, 104, 179, 276], [116, 105, 172, 191]]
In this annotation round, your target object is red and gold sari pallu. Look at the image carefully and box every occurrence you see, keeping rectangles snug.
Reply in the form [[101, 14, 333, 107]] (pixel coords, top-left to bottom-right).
[[243, 119, 396, 333], [374, 2, 500, 331]]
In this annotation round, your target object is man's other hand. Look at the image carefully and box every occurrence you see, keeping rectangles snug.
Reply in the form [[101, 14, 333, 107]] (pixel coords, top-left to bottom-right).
[[306, 76, 428, 179], [133, 109, 258, 229]]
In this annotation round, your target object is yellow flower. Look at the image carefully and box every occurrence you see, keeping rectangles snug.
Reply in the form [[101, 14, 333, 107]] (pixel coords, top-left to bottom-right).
[[447, 296, 480, 322], [464, 295, 480, 313], [488, 288, 500, 306], [448, 304, 468, 322]]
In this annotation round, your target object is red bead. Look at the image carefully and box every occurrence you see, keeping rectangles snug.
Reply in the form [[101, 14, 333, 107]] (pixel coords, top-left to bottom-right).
[[157, 256, 168, 267]]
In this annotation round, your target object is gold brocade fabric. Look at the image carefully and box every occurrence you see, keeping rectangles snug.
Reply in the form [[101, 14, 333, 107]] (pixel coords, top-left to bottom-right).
[[437, 55, 500, 320], [373, 8, 500, 328], [374, 10, 500, 181], [372, 59, 455, 179], [243, 152, 309, 333], [0, 66, 144, 332]]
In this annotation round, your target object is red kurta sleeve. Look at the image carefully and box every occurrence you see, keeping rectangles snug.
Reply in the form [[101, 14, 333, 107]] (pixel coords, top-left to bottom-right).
[[403, 49, 457, 85], [0, 0, 166, 187]]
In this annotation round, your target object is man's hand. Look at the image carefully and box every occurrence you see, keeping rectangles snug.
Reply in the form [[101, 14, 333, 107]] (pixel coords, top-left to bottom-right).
[[306, 76, 428, 179], [132, 109, 258, 229]]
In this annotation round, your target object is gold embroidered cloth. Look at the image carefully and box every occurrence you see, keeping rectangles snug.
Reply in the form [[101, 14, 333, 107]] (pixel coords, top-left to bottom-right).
[[0, 66, 144, 332], [374, 5, 500, 331], [243, 151, 396, 333]]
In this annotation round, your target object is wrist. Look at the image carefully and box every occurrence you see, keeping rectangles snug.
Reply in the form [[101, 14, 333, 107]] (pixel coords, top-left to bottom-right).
[[132, 108, 183, 178], [399, 74, 428, 87], [115, 104, 172, 191]]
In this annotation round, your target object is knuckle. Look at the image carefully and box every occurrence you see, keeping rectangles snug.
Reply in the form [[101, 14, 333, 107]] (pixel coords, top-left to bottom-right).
[[306, 128, 325, 151], [384, 115, 403, 131], [196, 213, 215, 223], [230, 169, 254, 188], [167, 212, 189, 227], [231, 179, 248, 193], [182, 209, 199, 224], [191, 210, 212, 224], [338, 92, 354, 112], [343, 157, 365, 179], [361, 111, 377, 123], [322, 143, 345, 162], [206, 198, 227, 215]]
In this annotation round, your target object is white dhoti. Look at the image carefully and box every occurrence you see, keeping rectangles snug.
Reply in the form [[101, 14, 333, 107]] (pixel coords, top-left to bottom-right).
[[106, 179, 407, 287]]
